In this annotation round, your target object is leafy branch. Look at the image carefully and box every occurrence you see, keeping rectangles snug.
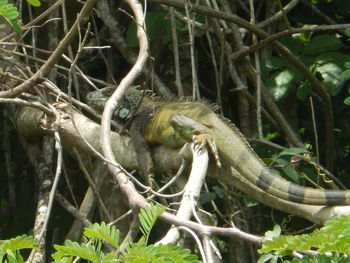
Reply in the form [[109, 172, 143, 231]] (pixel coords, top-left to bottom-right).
[[0, 235, 38, 262], [52, 204, 201, 263], [0, 0, 41, 32], [259, 216, 350, 263], [1, 204, 202, 263]]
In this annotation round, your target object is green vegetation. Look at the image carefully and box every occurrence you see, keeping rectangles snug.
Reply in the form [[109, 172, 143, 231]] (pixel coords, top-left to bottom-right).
[[259, 216, 350, 262], [0, 204, 202, 263], [0, 0, 41, 32]]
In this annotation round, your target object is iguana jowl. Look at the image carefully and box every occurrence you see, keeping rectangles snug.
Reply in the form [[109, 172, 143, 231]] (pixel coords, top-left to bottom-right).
[[87, 86, 350, 205]]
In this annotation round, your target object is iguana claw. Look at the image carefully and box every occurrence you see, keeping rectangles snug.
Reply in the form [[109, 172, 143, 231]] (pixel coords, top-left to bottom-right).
[[170, 113, 221, 168], [193, 134, 221, 168]]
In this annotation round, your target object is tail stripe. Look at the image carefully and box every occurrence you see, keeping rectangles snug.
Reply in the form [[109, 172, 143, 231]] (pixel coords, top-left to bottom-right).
[[324, 191, 346, 205], [256, 169, 275, 191], [288, 184, 306, 203]]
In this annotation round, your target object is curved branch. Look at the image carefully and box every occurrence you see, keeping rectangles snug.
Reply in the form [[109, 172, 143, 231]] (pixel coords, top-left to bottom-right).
[[100, 0, 150, 210], [231, 24, 350, 61], [257, 0, 300, 28]]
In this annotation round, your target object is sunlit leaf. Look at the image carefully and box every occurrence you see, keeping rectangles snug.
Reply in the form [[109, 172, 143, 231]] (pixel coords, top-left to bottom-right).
[[52, 241, 101, 262], [344, 97, 350, 105], [264, 225, 281, 239], [303, 35, 342, 55], [26, 0, 41, 7], [84, 222, 120, 249], [139, 203, 166, 242]]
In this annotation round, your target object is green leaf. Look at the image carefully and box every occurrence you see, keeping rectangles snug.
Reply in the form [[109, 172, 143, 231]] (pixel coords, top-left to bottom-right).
[[303, 35, 342, 55], [259, 216, 350, 257], [275, 158, 299, 182], [212, 186, 227, 198], [340, 69, 350, 82], [243, 197, 259, 207], [0, 251, 4, 263], [0, 0, 19, 20], [265, 70, 296, 101], [276, 148, 309, 158], [7, 249, 20, 263], [139, 203, 166, 241], [53, 257, 73, 263], [199, 192, 216, 204], [345, 27, 350, 37], [311, 52, 350, 96], [126, 11, 172, 47], [122, 243, 202, 263], [344, 96, 350, 105], [84, 222, 120, 249], [317, 63, 345, 96], [8, 19, 21, 33], [270, 255, 279, 263], [0, 0, 21, 32], [297, 81, 311, 101], [322, 215, 350, 234], [264, 225, 281, 239], [299, 54, 315, 67], [26, 0, 41, 7], [280, 37, 303, 55], [265, 132, 279, 141], [257, 253, 274, 263], [52, 241, 101, 262], [0, 235, 37, 252], [262, 57, 286, 73], [101, 252, 119, 263]]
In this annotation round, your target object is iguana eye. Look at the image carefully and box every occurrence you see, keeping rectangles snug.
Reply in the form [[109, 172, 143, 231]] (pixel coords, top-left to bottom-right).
[[117, 107, 130, 120]]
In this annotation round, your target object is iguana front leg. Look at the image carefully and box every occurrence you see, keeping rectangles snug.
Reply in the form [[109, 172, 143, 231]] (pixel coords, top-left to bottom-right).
[[170, 114, 221, 168], [130, 109, 157, 188]]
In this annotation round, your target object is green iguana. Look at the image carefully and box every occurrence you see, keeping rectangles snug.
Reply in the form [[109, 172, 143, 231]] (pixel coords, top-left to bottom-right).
[[86, 86, 350, 205]]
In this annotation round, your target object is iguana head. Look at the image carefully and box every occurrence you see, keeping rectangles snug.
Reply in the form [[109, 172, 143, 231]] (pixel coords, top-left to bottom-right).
[[86, 85, 147, 122]]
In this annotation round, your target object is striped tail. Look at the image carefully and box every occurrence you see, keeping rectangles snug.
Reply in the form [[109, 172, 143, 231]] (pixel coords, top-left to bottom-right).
[[212, 116, 350, 206]]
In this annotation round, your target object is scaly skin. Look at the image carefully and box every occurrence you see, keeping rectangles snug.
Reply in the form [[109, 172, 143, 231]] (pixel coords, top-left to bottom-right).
[[87, 87, 350, 205], [168, 107, 350, 205]]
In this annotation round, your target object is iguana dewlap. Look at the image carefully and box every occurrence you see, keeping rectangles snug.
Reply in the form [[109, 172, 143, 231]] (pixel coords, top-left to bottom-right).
[[87, 87, 350, 205]]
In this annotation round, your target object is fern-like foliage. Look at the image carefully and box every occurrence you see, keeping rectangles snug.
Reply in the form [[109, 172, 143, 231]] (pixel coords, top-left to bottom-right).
[[51, 204, 202, 263], [0, 0, 20, 32], [138, 203, 166, 242], [121, 242, 202, 263], [53, 240, 101, 262], [52, 226, 202, 263], [52, 222, 121, 263], [285, 253, 349, 263], [84, 221, 120, 249], [0, 204, 200, 263], [259, 216, 350, 262], [0, 234, 38, 263], [0, 0, 41, 32], [0, 234, 37, 252]]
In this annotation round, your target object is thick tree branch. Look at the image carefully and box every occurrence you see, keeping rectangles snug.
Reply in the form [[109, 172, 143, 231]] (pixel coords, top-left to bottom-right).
[[16, 105, 350, 226]]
